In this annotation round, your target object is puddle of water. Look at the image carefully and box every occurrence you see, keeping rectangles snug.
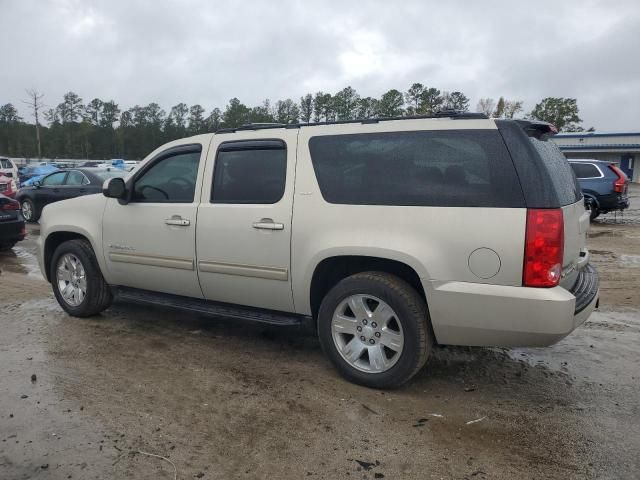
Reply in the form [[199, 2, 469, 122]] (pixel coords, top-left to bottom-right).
[[590, 249, 615, 256], [0, 245, 43, 278], [619, 254, 640, 267], [588, 230, 619, 238], [14, 246, 43, 278]]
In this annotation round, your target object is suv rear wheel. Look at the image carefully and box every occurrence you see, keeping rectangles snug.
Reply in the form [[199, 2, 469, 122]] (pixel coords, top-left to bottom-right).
[[318, 272, 432, 388], [50, 239, 112, 317], [585, 198, 600, 221]]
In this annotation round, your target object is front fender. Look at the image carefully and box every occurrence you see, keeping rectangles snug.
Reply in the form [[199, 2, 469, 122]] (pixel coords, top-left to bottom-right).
[[39, 194, 108, 281]]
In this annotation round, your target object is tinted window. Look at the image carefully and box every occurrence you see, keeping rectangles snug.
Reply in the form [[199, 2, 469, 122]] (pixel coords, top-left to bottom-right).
[[529, 138, 582, 205], [211, 146, 286, 204], [308, 130, 525, 207], [570, 163, 601, 179], [42, 172, 67, 186], [1, 159, 12, 168], [66, 170, 89, 185], [132, 151, 200, 203]]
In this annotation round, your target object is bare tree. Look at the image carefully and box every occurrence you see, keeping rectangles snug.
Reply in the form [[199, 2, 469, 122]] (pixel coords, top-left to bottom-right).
[[503, 100, 524, 119], [22, 89, 45, 158], [476, 98, 495, 116]]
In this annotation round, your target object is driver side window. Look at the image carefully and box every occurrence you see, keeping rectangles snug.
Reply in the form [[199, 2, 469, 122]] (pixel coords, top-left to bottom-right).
[[132, 150, 201, 203], [42, 172, 67, 186]]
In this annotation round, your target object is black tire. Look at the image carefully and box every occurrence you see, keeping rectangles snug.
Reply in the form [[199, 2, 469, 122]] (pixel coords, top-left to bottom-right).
[[50, 239, 113, 317], [584, 197, 600, 221], [21, 198, 39, 222], [317, 272, 432, 389]]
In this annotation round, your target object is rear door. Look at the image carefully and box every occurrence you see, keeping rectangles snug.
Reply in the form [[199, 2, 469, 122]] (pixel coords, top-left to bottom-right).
[[196, 131, 297, 312], [60, 170, 90, 200]]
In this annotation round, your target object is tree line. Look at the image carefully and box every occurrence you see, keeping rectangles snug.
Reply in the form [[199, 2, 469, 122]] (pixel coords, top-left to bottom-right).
[[0, 84, 585, 160]]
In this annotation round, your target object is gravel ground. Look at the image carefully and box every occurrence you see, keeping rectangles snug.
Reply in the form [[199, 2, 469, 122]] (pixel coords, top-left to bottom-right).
[[1, 186, 639, 480]]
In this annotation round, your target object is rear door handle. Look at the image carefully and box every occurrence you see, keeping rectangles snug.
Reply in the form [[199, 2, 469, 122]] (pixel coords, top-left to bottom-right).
[[165, 216, 190, 226], [252, 218, 284, 230]]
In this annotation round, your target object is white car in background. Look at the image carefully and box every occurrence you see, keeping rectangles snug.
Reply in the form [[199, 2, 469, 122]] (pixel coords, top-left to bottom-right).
[[0, 158, 19, 181]]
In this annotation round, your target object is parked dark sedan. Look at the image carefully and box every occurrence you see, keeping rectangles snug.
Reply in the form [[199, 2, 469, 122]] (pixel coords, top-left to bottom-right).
[[569, 159, 630, 220], [0, 194, 25, 251], [16, 168, 126, 222]]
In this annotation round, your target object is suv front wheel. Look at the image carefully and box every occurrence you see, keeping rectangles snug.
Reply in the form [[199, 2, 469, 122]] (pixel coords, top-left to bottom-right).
[[318, 272, 432, 388], [50, 239, 113, 317]]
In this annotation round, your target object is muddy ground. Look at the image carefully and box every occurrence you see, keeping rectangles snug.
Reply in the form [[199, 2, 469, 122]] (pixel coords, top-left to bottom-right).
[[1, 186, 639, 480]]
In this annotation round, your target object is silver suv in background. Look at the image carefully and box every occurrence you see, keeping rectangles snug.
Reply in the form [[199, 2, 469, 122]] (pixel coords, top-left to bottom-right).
[[37, 113, 599, 388]]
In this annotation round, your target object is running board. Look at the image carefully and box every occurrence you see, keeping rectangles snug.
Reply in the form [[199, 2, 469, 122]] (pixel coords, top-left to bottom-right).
[[113, 286, 312, 328]]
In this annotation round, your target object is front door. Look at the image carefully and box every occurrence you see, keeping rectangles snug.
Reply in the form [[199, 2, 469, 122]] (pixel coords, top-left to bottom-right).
[[196, 132, 297, 312], [37, 171, 69, 210], [102, 143, 206, 297]]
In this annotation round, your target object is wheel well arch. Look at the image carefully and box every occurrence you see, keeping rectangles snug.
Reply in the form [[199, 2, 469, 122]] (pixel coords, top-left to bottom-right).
[[309, 255, 426, 318], [44, 231, 90, 282], [583, 192, 600, 209]]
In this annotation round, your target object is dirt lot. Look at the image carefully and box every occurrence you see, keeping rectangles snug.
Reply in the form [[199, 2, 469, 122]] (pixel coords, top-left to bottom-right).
[[1, 187, 639, 480]]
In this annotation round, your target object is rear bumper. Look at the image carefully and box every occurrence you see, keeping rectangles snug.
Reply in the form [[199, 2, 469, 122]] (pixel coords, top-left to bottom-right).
[[598, 193, 629, 211], [426, 265, 599, 347], [0, 218, 26, 243]]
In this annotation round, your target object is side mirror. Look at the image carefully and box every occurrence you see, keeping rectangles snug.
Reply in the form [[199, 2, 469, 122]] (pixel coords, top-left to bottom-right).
[[33, 180, 42, 187], [103, 177, 127, 200]]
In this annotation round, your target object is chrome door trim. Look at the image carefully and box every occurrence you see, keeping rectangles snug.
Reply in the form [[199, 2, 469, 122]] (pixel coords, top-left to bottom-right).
[[198, 260, 288, 281], [109, 252, 194, 270]]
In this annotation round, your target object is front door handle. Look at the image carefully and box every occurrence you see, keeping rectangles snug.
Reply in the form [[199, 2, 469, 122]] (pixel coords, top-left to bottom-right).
[[165, 216, 190, 226], [252, 218, 284, 230]]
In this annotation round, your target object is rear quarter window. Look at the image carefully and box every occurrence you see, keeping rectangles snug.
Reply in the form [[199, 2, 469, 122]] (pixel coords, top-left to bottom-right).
[[570, 162, 601, 179], [308, 130, 525, 207], [529, 138, 582, 205]]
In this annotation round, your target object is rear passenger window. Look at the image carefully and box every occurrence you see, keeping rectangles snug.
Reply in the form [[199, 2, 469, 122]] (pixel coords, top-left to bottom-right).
[[570, 163, 601, 179], [211, 141, 286, 204], [308, 130, 525, 207], [66, 171, 89, 185]]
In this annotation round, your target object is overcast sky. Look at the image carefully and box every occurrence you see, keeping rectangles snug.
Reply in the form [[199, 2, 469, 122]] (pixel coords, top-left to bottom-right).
[[1, 0, 639, 131]]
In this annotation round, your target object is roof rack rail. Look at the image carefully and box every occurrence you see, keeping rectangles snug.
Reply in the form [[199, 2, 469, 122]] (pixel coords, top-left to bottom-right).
[[434, 109, 487, 119], [215, 111, 489, 134]]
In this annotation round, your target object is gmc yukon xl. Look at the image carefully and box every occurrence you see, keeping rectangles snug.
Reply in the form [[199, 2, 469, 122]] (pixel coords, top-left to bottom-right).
[[37, 113, 599, 388]]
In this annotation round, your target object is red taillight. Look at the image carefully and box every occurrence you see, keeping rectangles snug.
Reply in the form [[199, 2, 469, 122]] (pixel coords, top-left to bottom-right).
[[0, 200, 20, 211], [609, 164, 627, 193], [524, 209, 564, 288]]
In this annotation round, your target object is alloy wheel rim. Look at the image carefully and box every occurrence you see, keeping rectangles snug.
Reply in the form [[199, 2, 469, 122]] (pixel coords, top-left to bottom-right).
[[56, 253, 87, 307], [331, 294, 404, 373], [22, 201, 32, 220]]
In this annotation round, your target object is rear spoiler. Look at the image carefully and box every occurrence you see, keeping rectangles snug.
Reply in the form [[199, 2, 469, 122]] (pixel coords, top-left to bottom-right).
[[514, 120, 558, 140]]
